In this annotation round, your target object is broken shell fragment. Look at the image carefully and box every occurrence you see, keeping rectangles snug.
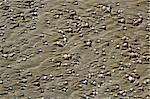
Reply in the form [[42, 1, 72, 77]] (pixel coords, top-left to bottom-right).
[[63, 54, 72, 60], [54, 41, 64, 47], [118, 18, 125, 23], [84, 39, 92, 47], [129, 52, 139, 58], [128, 76, 135, 83]]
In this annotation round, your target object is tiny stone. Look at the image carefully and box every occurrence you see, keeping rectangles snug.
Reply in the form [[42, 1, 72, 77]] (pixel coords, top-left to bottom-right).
[[9, 86, 13, 90], [0, 80, 3, 84], [63, 37, 67, 42], [122, 42, 128, 47], [103, 58, 107, 62], [115, 85, 119, 89], [114, 93, 118, 97], [111, 56, 115, 59], [91, 80, 97, 86], [46, 20, 50, 24], [116, 44, 120, 49], [125, 74, 129, 78], [102, 52, 106, 55], [122, 92, 127, 96], [102, 48, 105, 52], [100, 17, 105, 20], [116, 2, 120, 6], [91, 27, 95, 30], [43, 41, 48, 45], [58, 30, 64, 34], [61, 87, 68, 92], [93, 49, 97, 51], [7, 65, 11, 68], [37, 48, 43, 53], [79, 33, 83, 37], [121, 36, 129, 40], [2, 54, 8, 58], [22, 57, 27, 61], [80, 79, 88, 85], [96, 39, 100, 43], [101, 25, 106, 30], [130, 88, 134, 91], [143, 78, 150, 84], [54, 14, 60, 19], [76, 73, 80, 77], [145, 95, 150, 99], [136, 59, 142, 64], [105, 88, 110, 92], [95, 51, 99, 54], [123, 26, 127, 30], [97, 84, 101, 88], [101, 65, 105, 69], [74, 43, 77, 46], [102, 5, 106, 10], [42, 75, 48, 80], [105, 71, 111, 76], [28, 96, 32, 99], [98, 74, 105, 78], [82, 22, 89, 27]]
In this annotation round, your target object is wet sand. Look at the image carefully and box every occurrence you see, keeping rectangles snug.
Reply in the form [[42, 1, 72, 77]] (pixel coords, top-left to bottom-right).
[[0, 0, 150, 99]]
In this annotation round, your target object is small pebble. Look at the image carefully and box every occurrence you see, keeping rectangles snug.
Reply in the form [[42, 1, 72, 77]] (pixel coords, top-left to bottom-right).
[[46, 20, 50, 24], [143, 78, 150, 84], [0, 80, 3, 84], [102, 52, 106, 55], [116, 2, 120, 6], [96, 39, 101, 43], [111, 56, 115, 59], [122, 42, 128, 47], [103, 58, 107, 62]]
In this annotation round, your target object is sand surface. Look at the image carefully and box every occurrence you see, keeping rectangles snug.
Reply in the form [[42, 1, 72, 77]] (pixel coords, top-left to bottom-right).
[[0, 0, 150, 99]]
